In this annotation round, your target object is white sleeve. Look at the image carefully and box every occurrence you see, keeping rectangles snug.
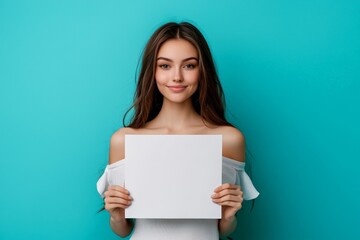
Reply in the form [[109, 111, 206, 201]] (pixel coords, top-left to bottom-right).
[[96, 160, 126, 198], [223, 157, 259, 201], [235, 168, 260, 200]]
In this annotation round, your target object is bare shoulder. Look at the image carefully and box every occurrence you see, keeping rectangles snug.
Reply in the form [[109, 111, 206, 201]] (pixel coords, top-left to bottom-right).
[[108, 127, 136, 164], [110, 127, 135, 143], [216, 125, 245, 162]]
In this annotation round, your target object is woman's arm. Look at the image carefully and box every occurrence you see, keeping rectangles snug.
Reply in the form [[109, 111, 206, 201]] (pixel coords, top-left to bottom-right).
[[109, 215, 134, 237], [213, 126, 246, 236], [213, 183, 243, 237], [104, 129, 134, 237], [104, 185, 134, 237]]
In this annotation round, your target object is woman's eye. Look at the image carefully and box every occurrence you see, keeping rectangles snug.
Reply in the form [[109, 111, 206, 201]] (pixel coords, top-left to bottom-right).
[[159, 64, 170, 69], [184, 64, 196, 69]]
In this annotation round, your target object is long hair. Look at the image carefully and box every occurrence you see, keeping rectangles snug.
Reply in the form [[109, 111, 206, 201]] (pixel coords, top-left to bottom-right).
[[123, 22, 232, 128]]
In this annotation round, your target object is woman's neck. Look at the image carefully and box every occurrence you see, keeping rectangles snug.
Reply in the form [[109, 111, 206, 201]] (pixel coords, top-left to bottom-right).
[[148, 98, 203, 131]]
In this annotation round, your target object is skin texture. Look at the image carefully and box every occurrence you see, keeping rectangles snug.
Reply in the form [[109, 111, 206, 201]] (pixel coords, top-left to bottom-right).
[[103, 39, 244, 238]]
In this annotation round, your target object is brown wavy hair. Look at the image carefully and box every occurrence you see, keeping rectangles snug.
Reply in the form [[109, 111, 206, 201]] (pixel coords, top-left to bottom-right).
[[123, 22, 232, 128]]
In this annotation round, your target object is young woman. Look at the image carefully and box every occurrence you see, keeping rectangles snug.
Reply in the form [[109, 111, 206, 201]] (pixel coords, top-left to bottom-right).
[[97, 22, 259, 239]]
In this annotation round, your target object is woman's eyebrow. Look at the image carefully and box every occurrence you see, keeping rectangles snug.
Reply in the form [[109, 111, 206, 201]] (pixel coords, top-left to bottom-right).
[[156, 57, 198, 62], [182, 57, 198, 62]]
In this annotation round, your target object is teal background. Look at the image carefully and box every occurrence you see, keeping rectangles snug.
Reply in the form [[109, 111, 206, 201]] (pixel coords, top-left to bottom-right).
[[0, 0, 359, 239]]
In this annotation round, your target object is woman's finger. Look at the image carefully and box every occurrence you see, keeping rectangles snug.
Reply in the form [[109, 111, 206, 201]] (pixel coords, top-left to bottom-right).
[[212, 194, 242, 203], [105, 203, 130, 211], [104, 190, 132, 200], [105, 196, 132, 206], [214, 183, 240, 192], [108, 185, 130, 194], [216, 201, 242, 209], [212, 189, 242, 199]]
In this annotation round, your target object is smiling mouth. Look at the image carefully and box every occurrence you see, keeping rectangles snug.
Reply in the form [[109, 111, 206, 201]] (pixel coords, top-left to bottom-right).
[[167, 85, 187, 92]]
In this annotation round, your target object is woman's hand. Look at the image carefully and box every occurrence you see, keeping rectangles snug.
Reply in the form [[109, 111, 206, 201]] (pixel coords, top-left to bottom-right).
[[211, 183, 243, 220], [104, 185, 133, 222]]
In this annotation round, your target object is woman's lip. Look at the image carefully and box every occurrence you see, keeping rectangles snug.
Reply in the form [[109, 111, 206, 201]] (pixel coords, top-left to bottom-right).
[[167, 86, 187, 92]]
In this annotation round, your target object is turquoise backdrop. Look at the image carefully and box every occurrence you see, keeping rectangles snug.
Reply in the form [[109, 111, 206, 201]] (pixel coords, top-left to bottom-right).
[[1, 0, 359, 239]]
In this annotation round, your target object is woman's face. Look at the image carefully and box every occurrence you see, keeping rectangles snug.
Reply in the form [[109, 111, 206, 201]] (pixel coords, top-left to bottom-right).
[[155, 39, 199, 104]]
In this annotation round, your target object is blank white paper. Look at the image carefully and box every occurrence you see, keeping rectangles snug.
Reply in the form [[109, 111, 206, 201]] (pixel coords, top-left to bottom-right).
[[125, 135, 222, 219]]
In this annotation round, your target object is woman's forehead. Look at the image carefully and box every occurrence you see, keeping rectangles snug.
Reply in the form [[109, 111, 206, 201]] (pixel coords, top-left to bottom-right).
[[157, 39, 198, 60]]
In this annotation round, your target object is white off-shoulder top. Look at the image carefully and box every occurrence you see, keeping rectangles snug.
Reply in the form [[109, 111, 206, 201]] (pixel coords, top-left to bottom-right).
[[97, 156, 259, 240]]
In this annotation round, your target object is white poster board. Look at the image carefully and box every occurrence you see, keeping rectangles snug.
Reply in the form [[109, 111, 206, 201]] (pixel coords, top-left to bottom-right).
[[125, 135, 222, 219]]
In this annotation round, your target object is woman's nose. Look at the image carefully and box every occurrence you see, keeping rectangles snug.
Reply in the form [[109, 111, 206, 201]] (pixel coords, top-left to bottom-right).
[[173, 68, 183, 82]]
